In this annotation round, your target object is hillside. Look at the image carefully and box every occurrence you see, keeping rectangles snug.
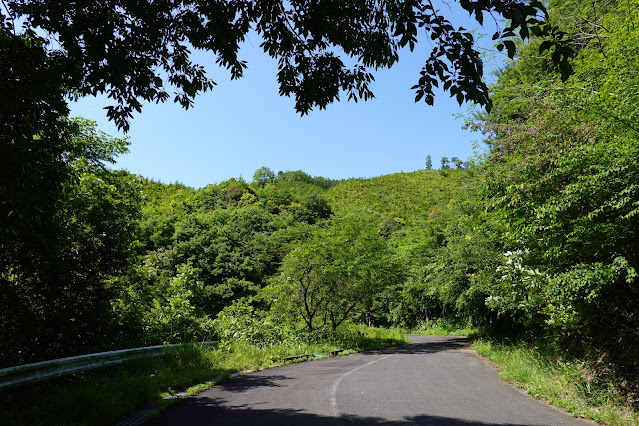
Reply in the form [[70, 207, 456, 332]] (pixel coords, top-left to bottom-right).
[[327, 169, 475, 225]]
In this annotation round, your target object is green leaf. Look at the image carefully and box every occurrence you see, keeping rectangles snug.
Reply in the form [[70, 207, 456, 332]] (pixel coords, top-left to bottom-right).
[[539, 40, 553, 53]]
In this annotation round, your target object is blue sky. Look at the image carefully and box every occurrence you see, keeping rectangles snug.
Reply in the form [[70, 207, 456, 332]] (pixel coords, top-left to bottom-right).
[[70, 8, 505, 188]]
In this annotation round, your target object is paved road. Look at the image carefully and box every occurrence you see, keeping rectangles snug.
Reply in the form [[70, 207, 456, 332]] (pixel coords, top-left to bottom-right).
[[152, 335, 593, 425]]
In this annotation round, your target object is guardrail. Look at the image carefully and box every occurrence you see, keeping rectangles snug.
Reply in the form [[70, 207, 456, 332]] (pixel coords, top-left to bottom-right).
[[0, 341, 218, 390]]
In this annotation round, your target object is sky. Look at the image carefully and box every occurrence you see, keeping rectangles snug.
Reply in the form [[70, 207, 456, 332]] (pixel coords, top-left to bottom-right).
[[69, 7, 506, 189]]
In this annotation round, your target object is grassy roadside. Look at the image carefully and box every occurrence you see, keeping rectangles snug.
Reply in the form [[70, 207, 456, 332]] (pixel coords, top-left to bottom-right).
[[410, 324, 476, 337], [0, 325, 407, 426], [473, 339, 639, 426], [413, 322, 638, 425]]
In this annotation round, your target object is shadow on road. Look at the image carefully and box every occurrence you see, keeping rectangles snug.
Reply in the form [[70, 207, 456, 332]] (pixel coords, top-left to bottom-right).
[[214, 374, 292, 393], [373, 336, 471, 356], [152, 398, 537, 425], [150, 336, 557, 426]]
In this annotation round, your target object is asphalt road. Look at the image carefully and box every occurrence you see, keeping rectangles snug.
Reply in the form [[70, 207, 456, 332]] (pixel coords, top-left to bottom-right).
[[151, 335, 593, 425]]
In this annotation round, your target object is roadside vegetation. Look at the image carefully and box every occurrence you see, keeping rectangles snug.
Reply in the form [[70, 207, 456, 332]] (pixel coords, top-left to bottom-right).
[[414, 323, 639, 425], [411, 319, 477, 337], [0, 325, 407, 426], [473, 339, 639, 426]]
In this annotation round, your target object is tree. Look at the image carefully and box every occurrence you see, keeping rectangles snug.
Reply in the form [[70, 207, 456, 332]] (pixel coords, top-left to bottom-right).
[[440, 157, 450, 169], [2, 0, 574, 132], [464, 0, 639, 381], [425, 155, 433, 170], [252, 166, 275, 187], [451, 157, 463, 169], [0, 119, 142, 366], [0, 24, 74, 240], [274, 212, 404, 332]]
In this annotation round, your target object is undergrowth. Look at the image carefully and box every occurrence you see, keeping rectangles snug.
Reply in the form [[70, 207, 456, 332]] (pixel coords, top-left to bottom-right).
[[411, 318, 478, 337], [0, 324, 406, 426], [473, 339, 639, 425]]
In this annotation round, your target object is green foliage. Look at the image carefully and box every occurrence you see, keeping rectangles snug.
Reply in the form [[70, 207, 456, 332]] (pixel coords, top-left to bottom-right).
[[113, 262, 215, 346], [421, 195, 506, 329], [458, 0, 639, 397], [322, 170, 479, 329], [214, 300, 298, 347], [424, 155, 433, 170], [0, 20, 72, 240], [451, 157, 463, 169], [326, 170, 471, 226], [137, 182, 197, 251], [0, 119, 142, 367], [252, 166, 275, 187], [477, 2, 639, 344], [440, 157, 450, 169], [272, 212, 406, 332], [108, 167, 342, 349]]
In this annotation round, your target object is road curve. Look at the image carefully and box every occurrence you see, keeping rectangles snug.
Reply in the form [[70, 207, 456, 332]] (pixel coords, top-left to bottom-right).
[[151, 335, 593, 425]]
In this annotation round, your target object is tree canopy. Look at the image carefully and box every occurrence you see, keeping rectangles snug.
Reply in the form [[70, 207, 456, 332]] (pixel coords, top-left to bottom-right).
[[273, 212, 405, 332], [2, 0, 573, 131]]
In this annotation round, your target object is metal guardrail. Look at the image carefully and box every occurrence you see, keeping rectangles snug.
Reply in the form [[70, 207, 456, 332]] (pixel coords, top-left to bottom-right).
[[0, 341, 218, 390]]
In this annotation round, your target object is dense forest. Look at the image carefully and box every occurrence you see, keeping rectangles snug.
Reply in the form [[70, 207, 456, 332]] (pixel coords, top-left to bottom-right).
[[1, 149, 473, 366], [1, 0, 638, 410]]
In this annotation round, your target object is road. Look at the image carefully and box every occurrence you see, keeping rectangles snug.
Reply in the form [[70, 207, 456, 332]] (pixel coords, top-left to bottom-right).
[[151, 335, 593, 425]]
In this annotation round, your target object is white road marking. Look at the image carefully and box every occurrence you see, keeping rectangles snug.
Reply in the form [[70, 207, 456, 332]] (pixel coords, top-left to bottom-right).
[[330, 354, 394, 417]]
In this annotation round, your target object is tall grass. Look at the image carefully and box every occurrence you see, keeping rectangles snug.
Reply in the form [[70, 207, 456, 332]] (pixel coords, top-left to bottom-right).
[[473, 339, 639, 425], [0, 325, 407, 426]]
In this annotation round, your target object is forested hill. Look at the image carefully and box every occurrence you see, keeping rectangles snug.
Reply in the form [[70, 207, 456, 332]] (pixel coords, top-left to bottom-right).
[[0, 163, 472, 368], [327, 170, 473, 225]]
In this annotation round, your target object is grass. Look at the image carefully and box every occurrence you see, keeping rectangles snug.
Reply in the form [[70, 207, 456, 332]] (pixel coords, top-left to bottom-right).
[[1, 345, 227, 426], [10, 323, 637, 425], [473, 339, 639, 425], [410, 318, 478, 337], [406, 319, 638, 425], [346, 325, 409, 351], [0, 325, 407, 426]]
